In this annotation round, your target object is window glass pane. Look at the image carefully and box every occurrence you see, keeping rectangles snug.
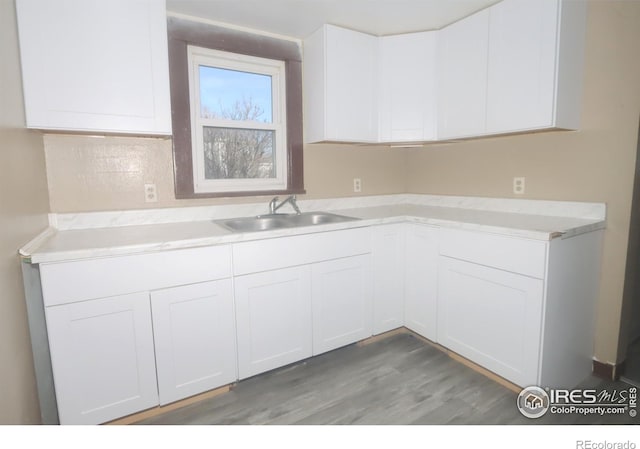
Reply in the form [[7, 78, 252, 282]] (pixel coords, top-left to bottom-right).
[[199, 66, 273, 123], [203, 127, 275, 180]]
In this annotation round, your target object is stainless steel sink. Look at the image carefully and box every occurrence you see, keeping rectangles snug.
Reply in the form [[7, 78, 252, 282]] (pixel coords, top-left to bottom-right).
[[216, 211, 359, 233]]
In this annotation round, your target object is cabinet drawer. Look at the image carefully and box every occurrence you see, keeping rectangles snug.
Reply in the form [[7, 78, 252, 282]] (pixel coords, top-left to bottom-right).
[[232, 227, 372, 276], [40, 245, 232, 306], [439, 228, 547, 279]]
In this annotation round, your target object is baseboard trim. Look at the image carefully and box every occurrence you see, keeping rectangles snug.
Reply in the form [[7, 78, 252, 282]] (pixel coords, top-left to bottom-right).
[[105, 384, 232, 425], [593, 359, 626, 381]]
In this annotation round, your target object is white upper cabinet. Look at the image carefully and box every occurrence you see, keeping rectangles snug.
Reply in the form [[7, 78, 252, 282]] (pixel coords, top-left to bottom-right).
[[16, 0, 171, 135], [437, 9, 490, 140], [438, 0, 586, 139], [305, 0, 586, 143], [304, 24, 378, 143], [486, 0, 586, 134], [378, 32, 437, 142]]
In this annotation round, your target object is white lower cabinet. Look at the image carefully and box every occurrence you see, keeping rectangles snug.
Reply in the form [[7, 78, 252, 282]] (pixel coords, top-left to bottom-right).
[[436, 227, 602, 388], [45, 292, 159, 425], [40, 245, 235, 424], [403, 224, 439, 341], [231, 227, 373, 375], [372, 224, 405, 334], [150, 280, 237, 405], [312, 255, 373, 355], [45, 279, 238, 424], [36, 223, 602, 424], [234, 266, 313, 379], [437, 257, 544, 387]]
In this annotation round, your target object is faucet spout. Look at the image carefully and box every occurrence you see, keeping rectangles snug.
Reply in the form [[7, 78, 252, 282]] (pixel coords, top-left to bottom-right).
[[269, 195, 301, 215], [269, 196, 279, 215]]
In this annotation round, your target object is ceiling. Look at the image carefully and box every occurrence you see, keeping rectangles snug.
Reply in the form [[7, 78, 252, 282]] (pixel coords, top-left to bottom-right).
[[166, 0, 502, 39]]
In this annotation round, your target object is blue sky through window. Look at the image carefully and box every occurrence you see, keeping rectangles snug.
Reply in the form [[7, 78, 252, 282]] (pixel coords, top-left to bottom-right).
[[199, 66, 273, 123]]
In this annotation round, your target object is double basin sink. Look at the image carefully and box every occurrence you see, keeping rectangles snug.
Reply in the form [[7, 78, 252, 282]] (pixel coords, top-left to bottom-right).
[[217, 211, 359, 233]]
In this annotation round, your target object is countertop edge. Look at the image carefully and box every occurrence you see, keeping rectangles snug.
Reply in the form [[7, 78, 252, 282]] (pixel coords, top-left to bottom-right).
[[22, 212, 607, 265]]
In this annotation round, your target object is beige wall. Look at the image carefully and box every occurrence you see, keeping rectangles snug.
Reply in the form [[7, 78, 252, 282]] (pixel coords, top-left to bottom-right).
[[44, 135, 407, 212], [406, 1, 640, 364], [0, 0, 50, 424]]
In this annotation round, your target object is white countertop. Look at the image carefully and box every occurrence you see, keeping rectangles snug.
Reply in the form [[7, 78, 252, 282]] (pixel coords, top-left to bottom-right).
[[20, 194, 607, 264]]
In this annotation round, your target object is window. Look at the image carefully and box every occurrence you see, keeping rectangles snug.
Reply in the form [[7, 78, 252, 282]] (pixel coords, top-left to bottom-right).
[[168, 17, 304, 198], [188, 47, 288, 193]]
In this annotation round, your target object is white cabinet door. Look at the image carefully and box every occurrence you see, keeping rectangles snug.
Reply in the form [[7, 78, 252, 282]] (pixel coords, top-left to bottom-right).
[[16, 0, 171, 135], [45, 292, 158, 424], [235, 266, 312, 379], [486, 0, 559, 134], [372, 224, 405, 334], [312, 255, 373, 354], [304, 24, 378, 143], [378, 32, 437, 142], [437, 9, 490, 139], [404, 224, 439, 341], [151, 280, 237, 405], [486, 0, 586, 133], [437, 257, 544, 387]]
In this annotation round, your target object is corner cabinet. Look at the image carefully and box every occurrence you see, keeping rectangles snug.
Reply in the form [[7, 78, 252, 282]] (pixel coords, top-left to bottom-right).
[[15, 0, 171, 135], [303, 24, 378, 143], [404, 224, 439, 341], [378, 32, 438, 142], [437, 9, 490, 139], [372, 224, 406, 334], [304, 0, 586, 143]]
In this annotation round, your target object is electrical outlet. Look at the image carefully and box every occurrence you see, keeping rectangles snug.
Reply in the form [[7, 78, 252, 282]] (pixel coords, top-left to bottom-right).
[[144, 183, 158, 203], [513, 177, 525, 195], [353, 178, 362, 193]]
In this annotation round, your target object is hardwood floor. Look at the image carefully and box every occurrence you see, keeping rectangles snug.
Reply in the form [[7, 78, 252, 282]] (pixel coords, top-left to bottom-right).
[[138, 333, 638, 425]]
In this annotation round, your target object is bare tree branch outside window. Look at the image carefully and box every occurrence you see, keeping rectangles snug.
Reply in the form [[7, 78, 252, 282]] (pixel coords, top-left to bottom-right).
[[202, 97, 275, 180]]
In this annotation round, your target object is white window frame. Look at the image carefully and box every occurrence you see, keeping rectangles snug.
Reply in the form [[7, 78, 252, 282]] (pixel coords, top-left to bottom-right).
[[187, 46, 288, 193]]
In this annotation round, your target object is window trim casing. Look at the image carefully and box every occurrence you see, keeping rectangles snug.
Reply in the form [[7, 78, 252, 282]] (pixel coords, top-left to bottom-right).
[[167, 17, 304, 199]]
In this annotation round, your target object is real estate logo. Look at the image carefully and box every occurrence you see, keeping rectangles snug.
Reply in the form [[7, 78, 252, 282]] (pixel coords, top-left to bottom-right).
[[517, 385, 637, 419], [517, 386, 550, 418]]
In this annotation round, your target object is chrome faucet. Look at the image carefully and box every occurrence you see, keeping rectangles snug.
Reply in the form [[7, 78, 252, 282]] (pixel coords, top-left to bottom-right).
[[269, 195, 301, 215]]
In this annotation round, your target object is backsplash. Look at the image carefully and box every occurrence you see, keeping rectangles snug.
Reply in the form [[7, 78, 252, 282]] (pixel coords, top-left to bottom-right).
[[43, 134, 407, 213]]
